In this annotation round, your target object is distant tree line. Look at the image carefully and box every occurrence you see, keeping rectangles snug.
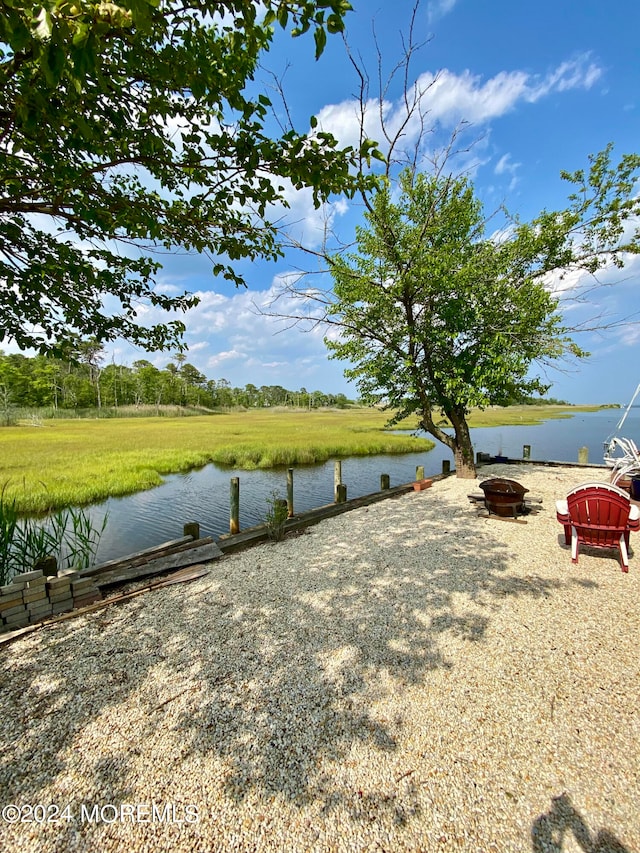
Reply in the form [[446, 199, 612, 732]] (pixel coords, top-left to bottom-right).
[[503, 394, 570, 406], [0, 344, 352, 420]]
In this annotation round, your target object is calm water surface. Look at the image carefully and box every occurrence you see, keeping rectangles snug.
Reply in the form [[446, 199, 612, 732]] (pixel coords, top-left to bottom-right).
[[86, 408, 639, 563]]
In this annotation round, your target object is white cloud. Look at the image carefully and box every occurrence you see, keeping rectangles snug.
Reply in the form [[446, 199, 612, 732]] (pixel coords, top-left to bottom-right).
[[106, 271, 339, 389], [495, 153, 520, 176], [547, 244, 640, 298], [314, 99, 381, 151], [270, 180, 351, 248], [535, 58, 602, 96], [427, 0, 458, 24], [315, 54, 603, 156], [617, 324, 640, 347], [417, 56, 601, 125], [546, 266, 591, 297], [207, 349, 243, 367], [494, 153, 521, 190], [153, 281, 182, 296], [542, 253, 640, 355]]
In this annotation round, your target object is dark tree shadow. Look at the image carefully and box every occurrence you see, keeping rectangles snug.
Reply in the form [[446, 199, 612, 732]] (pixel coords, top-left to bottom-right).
[[532, 793, 631, 853]]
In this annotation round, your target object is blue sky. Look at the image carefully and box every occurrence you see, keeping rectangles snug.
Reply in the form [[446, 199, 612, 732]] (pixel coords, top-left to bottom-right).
[[99, 1, 640, 404]]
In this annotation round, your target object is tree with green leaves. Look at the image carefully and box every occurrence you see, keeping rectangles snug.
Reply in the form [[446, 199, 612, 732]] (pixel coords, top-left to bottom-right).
[[323, 170, 580, 476], [0, 0, 368, 355], [260, 0, 640, 476], [270, 147, 640, 477]]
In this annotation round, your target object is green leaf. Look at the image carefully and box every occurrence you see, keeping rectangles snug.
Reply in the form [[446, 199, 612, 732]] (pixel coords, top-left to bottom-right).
[[314, 26, 327, 59]]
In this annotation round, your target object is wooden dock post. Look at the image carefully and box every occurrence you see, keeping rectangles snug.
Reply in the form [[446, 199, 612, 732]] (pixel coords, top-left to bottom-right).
[[416, 465, 425, 481], [523, 445, 531, 459], [334, 460, 342, 501], [578, 446, 589, 464], [336, 483, 347, 503], [381, 473, 390, 490], [442, 459, 451, 474], [34, 555, 58, 576], [183, 522, 200, 540], [230, 477, 240, 534], [287, 467, 294, 517]]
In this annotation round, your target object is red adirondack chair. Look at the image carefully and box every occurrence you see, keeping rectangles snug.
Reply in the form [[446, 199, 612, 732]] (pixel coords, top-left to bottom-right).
[[555, 482, 640, 572]]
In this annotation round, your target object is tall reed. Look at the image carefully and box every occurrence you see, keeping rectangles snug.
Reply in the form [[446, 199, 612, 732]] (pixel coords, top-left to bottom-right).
[[0, 490, 19, 580], [0, 487, 108, 585]]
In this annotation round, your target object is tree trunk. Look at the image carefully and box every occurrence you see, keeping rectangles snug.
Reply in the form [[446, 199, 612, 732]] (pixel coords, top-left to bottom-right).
[[419, 406, 477, 478], [449, 411, 477, 479], [453, 443, 476, 478]]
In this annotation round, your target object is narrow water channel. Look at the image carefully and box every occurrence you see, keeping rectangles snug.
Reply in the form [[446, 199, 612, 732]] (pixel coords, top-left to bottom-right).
[[84, 409, 636, 564]]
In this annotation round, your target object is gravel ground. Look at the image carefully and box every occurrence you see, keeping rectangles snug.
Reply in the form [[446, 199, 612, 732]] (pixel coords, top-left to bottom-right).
[[0, 463, 639, 853]]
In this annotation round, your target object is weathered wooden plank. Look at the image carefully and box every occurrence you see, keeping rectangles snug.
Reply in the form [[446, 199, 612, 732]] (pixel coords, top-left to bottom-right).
[[80, 536, 195, 577], [82, 537, 214, 579], [94, 542, 222, 588], [157, 565, 210, 587]]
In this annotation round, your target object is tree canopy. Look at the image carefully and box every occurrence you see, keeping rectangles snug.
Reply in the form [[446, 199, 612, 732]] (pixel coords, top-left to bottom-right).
[[0, 0, 366, 355], [0, 341, 571, 423], [270, 147, 640, 477], [0, 346, 351, 418], [322, 170, 580, 475], [257, 2, 640, 476]]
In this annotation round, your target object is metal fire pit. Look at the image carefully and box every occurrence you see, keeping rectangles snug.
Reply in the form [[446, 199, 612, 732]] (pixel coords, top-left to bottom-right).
[[479, 478, 529, 518]]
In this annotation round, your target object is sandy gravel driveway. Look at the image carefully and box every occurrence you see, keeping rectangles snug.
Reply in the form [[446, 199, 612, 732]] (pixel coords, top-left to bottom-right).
[[1, 464, 638, 852]]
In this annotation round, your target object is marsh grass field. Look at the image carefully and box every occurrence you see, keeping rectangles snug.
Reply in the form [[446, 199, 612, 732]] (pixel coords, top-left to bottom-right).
[[0, 408, 429, 513], [0, 404, 599, 513]]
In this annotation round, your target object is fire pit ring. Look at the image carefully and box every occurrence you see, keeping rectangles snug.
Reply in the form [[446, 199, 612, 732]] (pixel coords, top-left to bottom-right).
[[479, 478, 529, 518]]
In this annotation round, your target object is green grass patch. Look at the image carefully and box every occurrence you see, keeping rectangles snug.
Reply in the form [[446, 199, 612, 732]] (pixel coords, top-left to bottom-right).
[[466, 404, 602, 428], [396, 404, 601, 430], [0, 409, 434, 513]]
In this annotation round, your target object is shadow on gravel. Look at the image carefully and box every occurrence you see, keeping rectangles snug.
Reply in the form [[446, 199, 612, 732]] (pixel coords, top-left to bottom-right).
[[532, 793, 630, 852], [0, 485, 615, 845]]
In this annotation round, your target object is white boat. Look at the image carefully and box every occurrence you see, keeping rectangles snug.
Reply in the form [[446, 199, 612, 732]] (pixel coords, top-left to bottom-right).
[[604, 382, 640, 484]]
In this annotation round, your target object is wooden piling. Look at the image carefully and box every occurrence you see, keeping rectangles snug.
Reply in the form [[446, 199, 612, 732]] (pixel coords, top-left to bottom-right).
[[336, 483, 347, 503], [34, 555, 58, 576], [334, 460, 342, 501], [287, 468, 294, 517], [380, 473, 390, 490], [230, 477, 240, 534], [183, 522, 200, 540], [578, 446, 589, 464]]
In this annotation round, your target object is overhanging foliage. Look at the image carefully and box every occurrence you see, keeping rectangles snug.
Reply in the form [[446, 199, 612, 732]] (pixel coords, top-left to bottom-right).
[[0, 0, 367, 354]]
